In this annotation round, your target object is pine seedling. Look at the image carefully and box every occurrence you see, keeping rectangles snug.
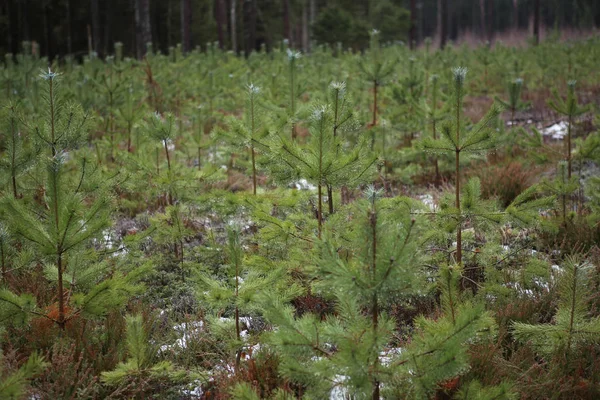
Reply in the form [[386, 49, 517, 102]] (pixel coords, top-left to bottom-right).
[[540, 161, 579, 225], [391, 57, 426, 147], [359, 30, 395, 130], [0, 351, 48, 399], [0, 70, 145, 331], [262, 191, 423, 399], [144, 111, 177, 204], [287, 49, 302, 141], [117, 83, 144, 153], [427, 74, 444, 185], [217, 83, 270, 195], [95, 56, 126, 162], [268, 103, 376, 238], [196, 224, 287, 370], [495, 78, 529, 123], [101, 314, 198, 395], [393, 265, 497, 398], [476, 44, 493, 93], [513, 257, 600, 367], [326, 80, 358, 213], [547, 80, 590, 179], [420, 67, 503, 265], [0, 104, 36, 198]]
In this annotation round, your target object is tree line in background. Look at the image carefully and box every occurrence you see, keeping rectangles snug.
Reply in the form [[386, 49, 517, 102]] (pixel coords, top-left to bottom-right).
[[0, 0, 598, 59]]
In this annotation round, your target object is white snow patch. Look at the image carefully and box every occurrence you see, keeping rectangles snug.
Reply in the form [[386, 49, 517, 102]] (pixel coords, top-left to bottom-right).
[[417, 194, 436, 211], [542, 121, 568, 140], [330, 375, 350, 400], [380, 347, 403, 367], [289, 179, 317, 191]]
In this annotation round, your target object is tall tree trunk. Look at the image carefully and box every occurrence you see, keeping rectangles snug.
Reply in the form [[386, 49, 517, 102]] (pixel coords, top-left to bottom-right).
[[439, 0, 448, 49], [533, 0, 541, 45], [134, 0, 152, 58], [409, 0, 417, 49], [90, 0, 101, 55], [243, 0, 256, 56], [214, 0, 226, 49], [512, 0, 518, 30], [283, 0, 291, 45], [103, 0, 111, 55], [302, 0, 308, 52], [479, 0, 486, 36], [229, 0, 236, 53], [43, 0, 51, 58], [6, 0, 13, 54], [487, 0, 494, 44], [181, 0, 192, 53]]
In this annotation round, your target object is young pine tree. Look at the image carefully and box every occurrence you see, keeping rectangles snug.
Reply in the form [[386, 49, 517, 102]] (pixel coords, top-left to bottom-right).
[[262, 189, 424, 399], [393, 265, 497, 398], [268, 103, 376, 238], [513, 257, 600, 367], [196, 224, 288, 370], [0, 104, 35, 199], [495, 77, 528, 124], [217, 83, 270, 195], [420, 67, 503, 265], [547, 80, 590, 179], [101, 314, 197, 396], [0, 69, 142, 331], [359, 30, 395, 130]]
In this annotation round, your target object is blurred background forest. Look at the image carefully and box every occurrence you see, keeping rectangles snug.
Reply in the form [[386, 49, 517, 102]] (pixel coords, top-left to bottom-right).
[[0, 0, 599, 59]]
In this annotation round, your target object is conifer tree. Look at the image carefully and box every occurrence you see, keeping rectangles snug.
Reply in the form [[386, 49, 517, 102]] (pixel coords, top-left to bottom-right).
[[428, 74, 443, 185], [359, 30, 395, 131], [513, 257, 600, 366], [217, 83, 269, 195], [393, 265, 497, 398], [0, 69, 144, 331], [0, 352, 47, 399], [101, 314, 198, 396], [196, 224, 295, 370], [420, 67, 503, 265], [287, 49, 302, 141], [0, 104, 35, 199], [268, 103, 376, 238], [540, 161, 579, 225], [547, 80, 590, 179], [144, 111, 177, 205], [496, 77, 528, 123], [261, 189, 424, 399]]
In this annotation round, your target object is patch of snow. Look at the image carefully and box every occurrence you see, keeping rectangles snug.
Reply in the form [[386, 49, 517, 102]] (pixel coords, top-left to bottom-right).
[[380, 347, 403, 367], [159, 320, 204, 353], [330, 375, 350, 400], [417, 194, 436, 211], [181, 380, 204, 398], [542, 121, 568, 140], [289, 179, 317, 191]]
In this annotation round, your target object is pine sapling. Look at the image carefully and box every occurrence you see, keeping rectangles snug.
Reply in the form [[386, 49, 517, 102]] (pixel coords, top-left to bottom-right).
[[0, 104, 35, 199], [421, 67, 503, 265], [513, 257, 600, 367], [359, 30, 395, 134], [547, 80, 590, 179]]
